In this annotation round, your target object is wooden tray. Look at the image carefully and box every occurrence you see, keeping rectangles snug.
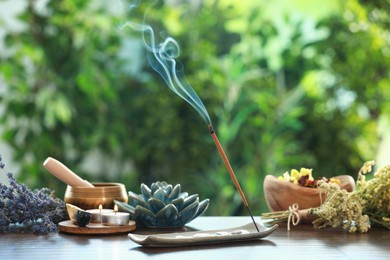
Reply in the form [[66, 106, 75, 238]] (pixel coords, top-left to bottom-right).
[[58, 220, 136, 235]]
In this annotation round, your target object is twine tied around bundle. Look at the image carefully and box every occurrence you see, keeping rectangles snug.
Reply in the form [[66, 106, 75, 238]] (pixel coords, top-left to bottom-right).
[[287, 203, 300, 231]]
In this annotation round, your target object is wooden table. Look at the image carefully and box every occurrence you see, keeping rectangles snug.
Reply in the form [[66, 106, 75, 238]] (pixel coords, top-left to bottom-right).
[[0, 217, 388, 259]]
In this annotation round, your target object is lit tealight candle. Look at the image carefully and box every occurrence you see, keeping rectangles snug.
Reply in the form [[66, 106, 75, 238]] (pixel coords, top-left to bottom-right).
[[86, 204, 114, 223], [101, 205, 130, 226]]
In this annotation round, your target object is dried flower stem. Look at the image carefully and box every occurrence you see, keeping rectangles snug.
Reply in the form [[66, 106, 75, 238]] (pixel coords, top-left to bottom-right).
[[262, 204, 315, 230]]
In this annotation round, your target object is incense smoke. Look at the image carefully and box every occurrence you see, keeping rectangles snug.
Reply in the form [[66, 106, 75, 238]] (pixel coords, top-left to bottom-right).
[[120, 2, 260, 230], [121, 2, 212, 125]]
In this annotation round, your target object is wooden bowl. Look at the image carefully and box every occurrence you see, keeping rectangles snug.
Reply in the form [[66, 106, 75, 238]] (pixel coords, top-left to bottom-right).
[[263, 175, 355, 211], [64, 182, 128, 210]]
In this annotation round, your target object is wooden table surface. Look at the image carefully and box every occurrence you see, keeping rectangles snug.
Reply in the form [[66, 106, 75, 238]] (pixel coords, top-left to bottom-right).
[[0, 216, 388, 260]]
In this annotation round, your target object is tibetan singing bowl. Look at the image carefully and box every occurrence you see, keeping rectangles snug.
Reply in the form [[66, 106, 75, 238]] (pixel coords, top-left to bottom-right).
[[64, 182, 128, 210], [264, 175, 355, 212]]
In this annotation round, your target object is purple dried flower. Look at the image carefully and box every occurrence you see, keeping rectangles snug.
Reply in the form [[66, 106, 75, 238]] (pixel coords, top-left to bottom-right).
[[0, 155, 67, 235], [0, 155, 5, 169]]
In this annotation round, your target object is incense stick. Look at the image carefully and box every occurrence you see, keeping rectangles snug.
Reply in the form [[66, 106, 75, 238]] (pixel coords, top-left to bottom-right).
[[123, 8, 259, 231], [208, 124, 260, 232]]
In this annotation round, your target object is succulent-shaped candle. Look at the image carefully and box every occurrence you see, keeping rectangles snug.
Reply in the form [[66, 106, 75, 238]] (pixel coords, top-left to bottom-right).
[[115, 181, 209, 227]]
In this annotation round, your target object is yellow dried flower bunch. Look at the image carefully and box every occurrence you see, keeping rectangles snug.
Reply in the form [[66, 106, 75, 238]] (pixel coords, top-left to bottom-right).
[[310, 180, 370, 233], [356, 161, 390, 229]]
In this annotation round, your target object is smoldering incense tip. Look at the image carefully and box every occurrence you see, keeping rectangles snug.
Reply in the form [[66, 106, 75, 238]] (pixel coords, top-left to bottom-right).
[[208, 124, 215, 134], [208, 124, 260, 232]]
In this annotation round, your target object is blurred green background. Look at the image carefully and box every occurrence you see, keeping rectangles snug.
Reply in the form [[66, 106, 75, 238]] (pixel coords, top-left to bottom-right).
[[0, 0, 389, 216]]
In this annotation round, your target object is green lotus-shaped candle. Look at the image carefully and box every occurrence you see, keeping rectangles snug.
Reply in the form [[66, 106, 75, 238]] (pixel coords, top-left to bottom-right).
[[114, 181, 209, 227]]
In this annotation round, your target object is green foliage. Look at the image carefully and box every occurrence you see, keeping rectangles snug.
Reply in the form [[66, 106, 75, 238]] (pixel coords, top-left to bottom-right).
[[1, 0, 123, 192], [1, 0, 389, 216]]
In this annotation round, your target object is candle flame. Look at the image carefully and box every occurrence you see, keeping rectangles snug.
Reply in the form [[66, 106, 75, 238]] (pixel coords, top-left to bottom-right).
[[99, 204, 103, 210], [114, 204, 118, 214]]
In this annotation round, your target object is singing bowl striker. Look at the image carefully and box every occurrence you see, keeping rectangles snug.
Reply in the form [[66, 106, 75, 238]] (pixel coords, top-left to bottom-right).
[[264, 175, 355, 211], [64, 182, 128, 210]]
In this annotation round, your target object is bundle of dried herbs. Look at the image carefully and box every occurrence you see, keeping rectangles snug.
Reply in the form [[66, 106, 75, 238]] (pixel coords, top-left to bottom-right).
[[0, 155, 66, 235], [356, 161, 390, 229], [262, 161, 390, 233], [310, 180, 370, 233]]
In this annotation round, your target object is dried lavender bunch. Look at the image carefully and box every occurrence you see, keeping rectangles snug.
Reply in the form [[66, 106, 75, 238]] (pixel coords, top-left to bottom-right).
[[0, 155, 67, 235], [356, 161, 390, 229]]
